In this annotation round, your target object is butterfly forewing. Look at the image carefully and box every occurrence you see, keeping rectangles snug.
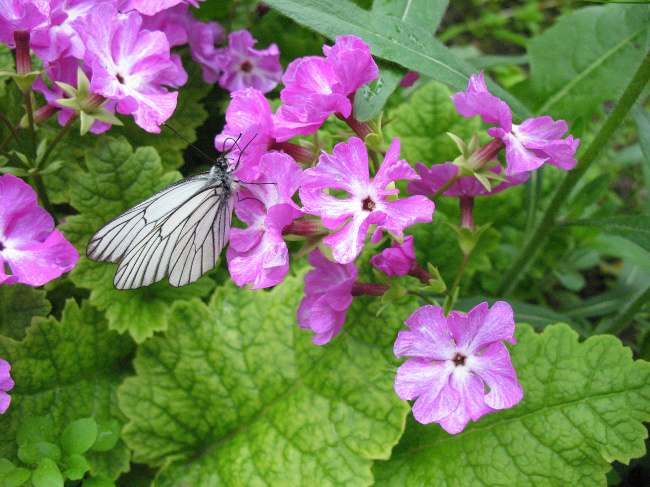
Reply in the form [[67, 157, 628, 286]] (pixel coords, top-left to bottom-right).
[[87, 164, 238, 289]]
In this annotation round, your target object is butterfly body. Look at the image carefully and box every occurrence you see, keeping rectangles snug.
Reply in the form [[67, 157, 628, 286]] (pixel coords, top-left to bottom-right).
[[87, 155, 239, 289]]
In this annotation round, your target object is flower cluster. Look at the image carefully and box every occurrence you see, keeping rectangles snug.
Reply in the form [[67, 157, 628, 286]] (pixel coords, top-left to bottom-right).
[[214, 40, 579, 432], [1, 0, 282, 133], [0, 358, 13, 414]]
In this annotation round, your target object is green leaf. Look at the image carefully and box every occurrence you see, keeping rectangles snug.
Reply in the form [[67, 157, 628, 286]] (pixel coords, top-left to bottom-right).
[[31, 458, 63, 487], [264, 0, 532, 120], [0, 300, 134, 480], [384, 80, 484, 165], [118, 276, 409, 486], [0, 467, 31, 487], [0, 284, 50, 341], [81, 475, 116, 487], [63, 454, 90, 481], [17, 442, 60, 466], [372, 0, 449, 32], [90, 419, 120, 452], [354, 61, 405, 122], [573, 215, 650, 253], [528, 3, 650, 121], [374, 324, 650, 486], [61, 418, 98, 455], [62, 136, 215, 342]]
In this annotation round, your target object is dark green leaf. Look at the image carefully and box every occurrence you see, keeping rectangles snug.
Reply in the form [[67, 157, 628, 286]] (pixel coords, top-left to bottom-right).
[[573, 216, 650, 253]]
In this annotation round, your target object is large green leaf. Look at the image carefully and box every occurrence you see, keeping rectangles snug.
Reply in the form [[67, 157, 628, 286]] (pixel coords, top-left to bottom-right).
[[373, 323, 650, 486], [62, 136, 215, 342], [264, 0, 533, 120], [118, 277, 409, 486], [528, 3, 650, 121], [0, 300, 133, 480], [0, 285, 51, 341]]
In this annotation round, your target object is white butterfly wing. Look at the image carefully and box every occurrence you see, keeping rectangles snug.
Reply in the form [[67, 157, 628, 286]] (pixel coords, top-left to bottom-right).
[[87, 173, 212, 264], [113, 186, 234, 289], [87, 171, 235, 289]]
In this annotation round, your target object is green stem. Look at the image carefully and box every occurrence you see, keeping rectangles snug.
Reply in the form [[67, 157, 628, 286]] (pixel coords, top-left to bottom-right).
[[495, 48, 650, 297], [406, 289, 436, 305], [430, 173, 462, 201], [38, 113, 77, 169], [22, 90, 37, 161], [0, 111, 25, 154], [30, 173, 55, 221], [593, 283, 650, 336], [449, 253, 470, 301]]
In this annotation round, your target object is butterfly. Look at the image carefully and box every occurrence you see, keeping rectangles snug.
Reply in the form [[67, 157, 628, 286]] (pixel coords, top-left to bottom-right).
[[86, 153, 240, 290]]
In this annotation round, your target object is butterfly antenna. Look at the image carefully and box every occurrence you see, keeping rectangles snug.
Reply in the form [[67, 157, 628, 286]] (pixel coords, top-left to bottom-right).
[[162, 122, 220, 164]]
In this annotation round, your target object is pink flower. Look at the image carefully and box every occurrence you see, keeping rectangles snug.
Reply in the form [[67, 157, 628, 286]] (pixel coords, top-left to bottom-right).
[[30, 0, 115, 63], [72, 4, 186, 133], [226, 152, 303, 289], [297, 248, 357, 345], [452, 71, 579, 175], [219, 30, 282, 94], [214, 88, 275, 181], [0, 0, 62, 45], [371, 235, 416, 277], [140, 2, 191, 47], [120, 0, 203, 17], [394, 302, 523, 433], [300, 137, 435, 264], [407, 161, 530, 197], [0, 358, 13, 414], [275, 35, 378, 132], [187, 18, 225, 84], [0, 175, 79, 286]]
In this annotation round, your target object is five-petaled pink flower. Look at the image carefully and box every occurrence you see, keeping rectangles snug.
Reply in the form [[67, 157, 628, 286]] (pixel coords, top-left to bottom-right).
[[226, 152, 303, 289], [219, 30, 282, 94], [297, 248, 357, 345], [300, 137, 435, 264], [394, 302, 523, 433], [0, 174, 79, 286], [72, 3, 187, 133], [452, 71, 579, 175], [0, 358, 13, 414], [274, 35, 378, 139], [371, 235, 416, 277]]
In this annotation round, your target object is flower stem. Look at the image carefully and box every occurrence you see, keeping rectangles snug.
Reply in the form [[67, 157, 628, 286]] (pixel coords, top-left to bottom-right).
[[351, 282, 389, 296], [38, 113, 77, 170], [495, 48, 650, 297], [30, 173, 54, 221], [430, 173, 462, 201], [0, 111, 24, 154]]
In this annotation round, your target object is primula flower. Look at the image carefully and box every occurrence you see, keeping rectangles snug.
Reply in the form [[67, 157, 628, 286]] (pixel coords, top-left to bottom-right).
[[226, 152, 303, 289], [219, 30, 282, 94], [452, 71, 579, 175], [274, 35, 378, 136], [72, 4, 186, 133], [120, 0, 203, 17], [300, 137, 435, 264], [0, 0, 62, 45], [297, 248, 357, 345], [371, 235, 416, 277], [0, 175, 79, 286], [408, 161, 530, 197], [394, 302, 523, 433], [0, 358, 14, 414], [187, 17, 225, 84]]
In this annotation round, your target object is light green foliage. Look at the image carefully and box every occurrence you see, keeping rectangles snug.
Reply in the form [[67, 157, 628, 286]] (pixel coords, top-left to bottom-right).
[[385, 81, 484, 166], [0, 299, 133, 480], [61, 136, 216, 342], [374, 323, 650, 487], [528, 3, 650, 122], [118, 276, 409, 486]]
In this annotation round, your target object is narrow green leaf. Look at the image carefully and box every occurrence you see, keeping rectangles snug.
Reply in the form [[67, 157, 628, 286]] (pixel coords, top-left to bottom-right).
[[374, 324, 650, 486], [529, 3, 650, 121], [354, 61, 404, 122], [573, 215, 650, 253], [264, 0, 532, 120], [372, 0, 449, 32], [118, 277, 409, 487], [631, 104, 650, 214]]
